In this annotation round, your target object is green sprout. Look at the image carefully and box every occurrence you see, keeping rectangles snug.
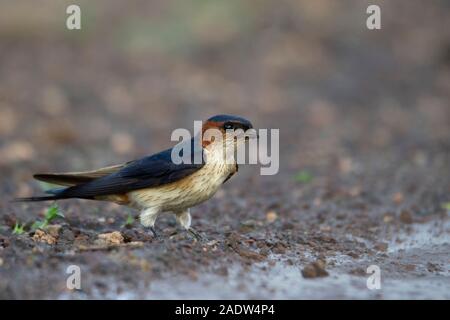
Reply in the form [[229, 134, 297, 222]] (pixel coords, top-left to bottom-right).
[[12, 222, 25, 235], [123, 214, 135, 227], [294, 170, 313, 184], [31, 203, 64, 231]]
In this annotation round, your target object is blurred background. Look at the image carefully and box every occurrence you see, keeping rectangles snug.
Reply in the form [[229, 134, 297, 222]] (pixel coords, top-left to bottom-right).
[[0, 0, 449, 299], [1, 0, 449, 206], [0, 0, 449, 171]]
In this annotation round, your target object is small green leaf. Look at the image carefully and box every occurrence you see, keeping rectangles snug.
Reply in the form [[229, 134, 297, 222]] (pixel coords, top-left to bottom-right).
[[294, 170, 313, 183], [13, 222, 25, 235], [29, 204, 64, 232], [31, 220, 46, 231], [44, 204, 64, 222], [442, 202, 450, 211], [124, 214, 135, 227], [31, 221, 40, 230]]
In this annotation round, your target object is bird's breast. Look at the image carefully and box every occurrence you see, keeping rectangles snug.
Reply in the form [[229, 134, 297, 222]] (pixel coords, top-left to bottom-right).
[[129, 162, 236, 211]]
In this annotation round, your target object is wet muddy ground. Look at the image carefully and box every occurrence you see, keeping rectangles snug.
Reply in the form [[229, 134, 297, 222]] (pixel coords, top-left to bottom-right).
[[0, 1, 449, 299]]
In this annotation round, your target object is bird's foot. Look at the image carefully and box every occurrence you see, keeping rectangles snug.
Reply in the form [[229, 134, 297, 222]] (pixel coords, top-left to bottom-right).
[[187, 227, 208, 242], [150, 227, 163, 241]]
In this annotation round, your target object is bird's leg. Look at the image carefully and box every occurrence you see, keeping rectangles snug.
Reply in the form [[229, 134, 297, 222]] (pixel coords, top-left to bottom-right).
[[140, 207, 161, 239], [175, 209, 207, 242], [149, 226, 159, 239]]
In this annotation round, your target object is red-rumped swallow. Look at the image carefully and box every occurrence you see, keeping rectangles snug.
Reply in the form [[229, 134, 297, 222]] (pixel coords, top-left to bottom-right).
[[17, 115, 256, 240]]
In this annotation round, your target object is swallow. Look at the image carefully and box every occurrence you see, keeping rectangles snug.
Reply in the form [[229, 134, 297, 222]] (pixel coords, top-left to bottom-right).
[[16, 115, 256, 240]]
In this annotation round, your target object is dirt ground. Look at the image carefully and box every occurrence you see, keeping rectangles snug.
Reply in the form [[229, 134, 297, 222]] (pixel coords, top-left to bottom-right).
[[0, 1, 449, 299]]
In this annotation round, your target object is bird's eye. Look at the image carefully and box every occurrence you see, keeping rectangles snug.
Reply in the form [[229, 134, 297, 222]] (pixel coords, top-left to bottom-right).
[[223, 123, 234, 130]]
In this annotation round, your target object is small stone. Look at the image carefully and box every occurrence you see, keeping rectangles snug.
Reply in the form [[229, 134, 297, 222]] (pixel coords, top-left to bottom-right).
[[319, 225, 331, 232], [74, 234, 89, 246], [61, 229, 75, 242], [97, 231, 124, 245], [215, 266, 228, 277], [427, 262, 442, 273], [127, 241, 144, 247], [399, 210, 413, 224], [241, 219, 262, 227], [348, 186, 361, 197], [404, 264, 416, 271], [32, 229, 57, 245], [383, 214, 394, 223], [206, 240, 219, 247], [46, 224, 62, 238], [301, 259, 329, 278], [392, 192, 404, 205], [272, 242, 286, 254], [346, 252, 360, 259], [266, 211, 278, 223], [349, 267, 366, 276], [374, 242, 388, 252], [238, 249, 265, 261]]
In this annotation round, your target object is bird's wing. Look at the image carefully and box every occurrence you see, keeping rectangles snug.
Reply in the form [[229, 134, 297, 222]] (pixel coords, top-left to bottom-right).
[[34, 163, 132, 186], [54, 141, 204, 199]]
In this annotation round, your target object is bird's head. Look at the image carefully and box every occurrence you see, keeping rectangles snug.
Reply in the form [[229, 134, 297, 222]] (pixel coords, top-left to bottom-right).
[[201, 115, 257, 150]]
